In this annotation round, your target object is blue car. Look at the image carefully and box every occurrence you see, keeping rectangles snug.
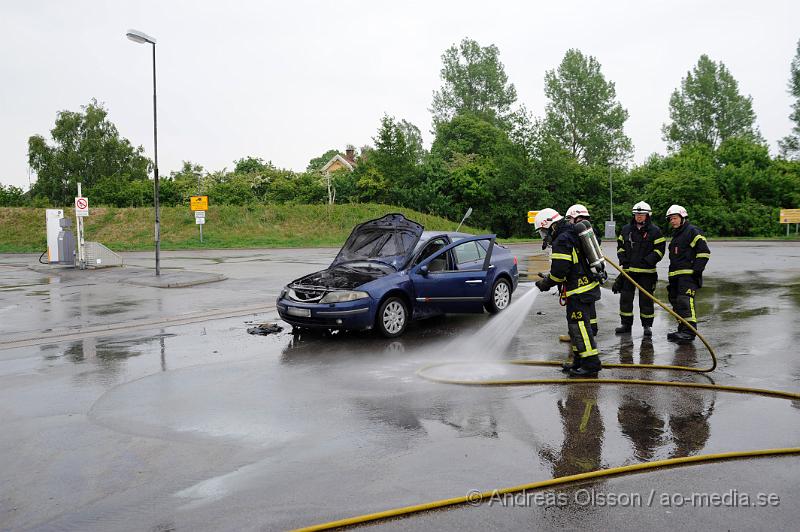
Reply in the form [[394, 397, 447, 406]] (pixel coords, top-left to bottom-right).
[[276, 213, 519, 337]]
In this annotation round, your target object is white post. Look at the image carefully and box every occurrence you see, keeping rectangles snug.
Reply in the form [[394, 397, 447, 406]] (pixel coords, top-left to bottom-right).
[[76, 182, 86, 269]]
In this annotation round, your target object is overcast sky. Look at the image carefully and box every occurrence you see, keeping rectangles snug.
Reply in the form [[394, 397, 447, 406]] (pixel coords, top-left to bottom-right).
[[1, 0, 798, 190]]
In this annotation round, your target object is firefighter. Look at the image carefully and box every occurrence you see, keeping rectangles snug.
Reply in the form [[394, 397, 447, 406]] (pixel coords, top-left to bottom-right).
[[665, 205, 711, 343], [533, 208, 602, 376], [613, 201, 666, 337], [565, 204, 599, 335]]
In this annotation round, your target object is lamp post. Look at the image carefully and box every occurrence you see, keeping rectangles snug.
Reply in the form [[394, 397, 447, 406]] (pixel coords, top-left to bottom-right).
[[603, 164, 617, 240], [126, 29, 161, 275]]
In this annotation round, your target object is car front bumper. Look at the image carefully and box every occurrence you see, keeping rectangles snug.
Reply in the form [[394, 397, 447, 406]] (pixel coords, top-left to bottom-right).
[[276, 296, 376, 330]]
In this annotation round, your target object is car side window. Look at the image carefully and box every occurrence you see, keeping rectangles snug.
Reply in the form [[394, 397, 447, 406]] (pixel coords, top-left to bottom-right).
[[454, 241, 482, 265], [414, 238, 448, 270], [475, 240, 488, 258]]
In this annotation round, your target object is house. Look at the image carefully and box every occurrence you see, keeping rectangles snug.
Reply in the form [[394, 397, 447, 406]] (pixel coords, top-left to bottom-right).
[[320, 146, 357, 175]]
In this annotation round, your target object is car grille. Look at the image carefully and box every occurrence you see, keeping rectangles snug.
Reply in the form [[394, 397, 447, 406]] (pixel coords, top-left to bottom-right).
[[288, 286, 326, 302]]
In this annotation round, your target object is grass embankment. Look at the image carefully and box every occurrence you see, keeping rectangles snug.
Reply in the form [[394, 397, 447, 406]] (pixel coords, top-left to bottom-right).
[[0, 204, 487, 253]]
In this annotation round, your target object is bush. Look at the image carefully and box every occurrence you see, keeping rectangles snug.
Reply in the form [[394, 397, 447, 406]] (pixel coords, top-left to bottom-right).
[[0, 184, 29, 206]]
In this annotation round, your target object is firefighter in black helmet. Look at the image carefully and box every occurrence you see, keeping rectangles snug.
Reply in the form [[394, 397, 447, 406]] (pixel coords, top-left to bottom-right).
[[613, 201, 666, 337]]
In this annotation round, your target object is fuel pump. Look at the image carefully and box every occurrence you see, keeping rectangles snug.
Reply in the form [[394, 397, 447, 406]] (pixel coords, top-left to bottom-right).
[[44, 209, 76, 265]]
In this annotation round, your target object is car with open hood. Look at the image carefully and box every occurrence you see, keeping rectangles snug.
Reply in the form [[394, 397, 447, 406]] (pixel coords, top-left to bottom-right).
[[276, 213, 519, 338]]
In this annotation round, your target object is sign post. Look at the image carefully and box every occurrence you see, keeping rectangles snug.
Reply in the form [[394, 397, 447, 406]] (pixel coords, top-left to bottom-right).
[[75, 183, 89, 269], [779, 209, 800, 237], [195, 211, 206, 242], [191, 195, 208, 243]]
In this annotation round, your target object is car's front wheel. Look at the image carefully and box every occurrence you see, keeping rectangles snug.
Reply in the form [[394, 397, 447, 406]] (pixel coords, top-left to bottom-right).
[[376, 296, 409, 338], [485, 277, 512, 314]]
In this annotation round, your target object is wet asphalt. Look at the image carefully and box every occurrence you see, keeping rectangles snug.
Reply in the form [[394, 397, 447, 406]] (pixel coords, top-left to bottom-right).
[[0, 242, 798, 531]]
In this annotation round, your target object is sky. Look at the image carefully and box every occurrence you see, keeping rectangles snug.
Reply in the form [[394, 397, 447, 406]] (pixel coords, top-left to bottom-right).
[[1, 0, 798, 190]]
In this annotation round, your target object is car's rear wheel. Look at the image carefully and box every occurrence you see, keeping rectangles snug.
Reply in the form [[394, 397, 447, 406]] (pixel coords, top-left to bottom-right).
[[485, 277, 511, 314], [377, 296, 408, 338]]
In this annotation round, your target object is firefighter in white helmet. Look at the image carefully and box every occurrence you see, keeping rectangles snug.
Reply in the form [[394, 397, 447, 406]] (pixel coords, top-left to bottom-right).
[[613, 201, 666, 337], [534, 208, 602, 376], [665, 205, 711, 343]]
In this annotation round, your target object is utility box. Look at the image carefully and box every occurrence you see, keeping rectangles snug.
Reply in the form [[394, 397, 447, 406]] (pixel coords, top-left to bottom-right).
[[604, 220, 616, 240]]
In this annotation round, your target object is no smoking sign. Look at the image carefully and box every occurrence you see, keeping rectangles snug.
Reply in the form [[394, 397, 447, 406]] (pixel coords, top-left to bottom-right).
[[75, 196, 89, 217]]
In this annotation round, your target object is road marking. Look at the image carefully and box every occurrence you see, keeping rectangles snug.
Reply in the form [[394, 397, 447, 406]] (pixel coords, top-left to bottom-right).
[[0, 303, 278, 350]]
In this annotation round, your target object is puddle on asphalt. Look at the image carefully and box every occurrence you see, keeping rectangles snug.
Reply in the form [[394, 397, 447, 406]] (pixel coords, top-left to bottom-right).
[[785, 280, 800, 308], [41, 333, 178, 384], [25, 290, 50, 297], [87, 300, 142, 316], [718, 307, 772, 320]]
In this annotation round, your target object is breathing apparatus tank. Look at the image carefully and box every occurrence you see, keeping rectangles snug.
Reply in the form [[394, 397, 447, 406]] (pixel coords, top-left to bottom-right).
[[575, 220, 607, 281]]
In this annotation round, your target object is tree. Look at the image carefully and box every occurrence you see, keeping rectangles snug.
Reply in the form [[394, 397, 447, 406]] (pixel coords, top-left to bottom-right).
[[429, 112, 535, 235], [370, 115, 424, 205], [373, 116, 423, 171], [28, 99, 150, 205], [779, 38, 800, 159], [430, 38, 517, 128], [431, 112, 511, 161], [0, 184, 28, 206], [542, 49, 633, 166], [234, 156, 271, 175], [168, 161, 206, 202], [663, 55, 761, 151]]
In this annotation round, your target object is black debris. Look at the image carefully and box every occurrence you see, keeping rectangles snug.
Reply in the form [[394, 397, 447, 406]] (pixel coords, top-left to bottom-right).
[[247, 322, 284, 336]]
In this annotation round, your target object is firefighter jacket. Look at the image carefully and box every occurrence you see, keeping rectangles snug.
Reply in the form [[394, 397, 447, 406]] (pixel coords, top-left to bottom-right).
[[546, 220, 601, 301], [668, 222, 711, 279], [617, 217, 666, 275]]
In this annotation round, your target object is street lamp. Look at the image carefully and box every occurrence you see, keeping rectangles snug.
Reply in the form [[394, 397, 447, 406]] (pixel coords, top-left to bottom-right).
[[126, 29, 161, 276]]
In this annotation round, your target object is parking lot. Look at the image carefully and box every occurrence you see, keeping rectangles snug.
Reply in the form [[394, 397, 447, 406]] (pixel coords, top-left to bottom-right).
[[1, 242, 798, 530]]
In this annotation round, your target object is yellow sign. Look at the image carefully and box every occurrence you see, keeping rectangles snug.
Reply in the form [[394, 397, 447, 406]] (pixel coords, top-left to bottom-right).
[[190, 195, 208, 211], [527, 210, 538, 224], [779, 209, 800, 223]]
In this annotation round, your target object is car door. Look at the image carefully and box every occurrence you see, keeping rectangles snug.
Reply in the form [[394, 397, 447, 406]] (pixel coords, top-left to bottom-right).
[[410, 235, 496, 314]]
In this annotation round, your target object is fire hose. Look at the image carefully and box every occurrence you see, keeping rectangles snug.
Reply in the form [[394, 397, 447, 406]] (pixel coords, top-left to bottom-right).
[[294, 256, 799, 531]]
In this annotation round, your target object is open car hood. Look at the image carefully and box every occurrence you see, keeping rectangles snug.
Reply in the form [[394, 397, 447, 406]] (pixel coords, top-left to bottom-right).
[[292, 262, 393, 291], [331, 213, 424, 270]]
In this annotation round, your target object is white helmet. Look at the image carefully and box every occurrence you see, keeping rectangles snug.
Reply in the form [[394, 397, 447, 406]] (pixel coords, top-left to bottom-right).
[[632, 201, 652, 215], [566, 204, 590, 220], [532, 208, 562, 231], [666, 204, 688, 219]]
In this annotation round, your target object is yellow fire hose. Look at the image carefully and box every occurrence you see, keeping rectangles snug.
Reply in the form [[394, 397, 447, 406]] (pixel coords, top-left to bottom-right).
[[604, 255, 716, 372], [294, 256, 800, 532]]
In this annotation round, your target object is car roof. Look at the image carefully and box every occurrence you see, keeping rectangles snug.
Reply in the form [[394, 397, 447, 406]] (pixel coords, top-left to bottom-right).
[[419, 231, 474, 243]]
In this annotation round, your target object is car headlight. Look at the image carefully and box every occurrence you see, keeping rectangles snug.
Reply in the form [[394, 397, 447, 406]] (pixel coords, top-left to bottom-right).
[[319, 290, 369, 304], [279, 287, 288, 299]]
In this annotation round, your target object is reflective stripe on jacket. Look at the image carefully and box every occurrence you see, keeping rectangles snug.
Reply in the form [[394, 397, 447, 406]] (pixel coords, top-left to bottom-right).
[[617, 217, 666, 274], [668, 222, 711, 276]]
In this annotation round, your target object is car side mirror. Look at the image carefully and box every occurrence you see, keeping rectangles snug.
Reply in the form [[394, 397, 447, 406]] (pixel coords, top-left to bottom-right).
[[419, 264, 429, 276]]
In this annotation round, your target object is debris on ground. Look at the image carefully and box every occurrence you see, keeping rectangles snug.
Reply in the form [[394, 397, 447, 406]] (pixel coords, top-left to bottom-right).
[[247, 322, 284, 336]]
